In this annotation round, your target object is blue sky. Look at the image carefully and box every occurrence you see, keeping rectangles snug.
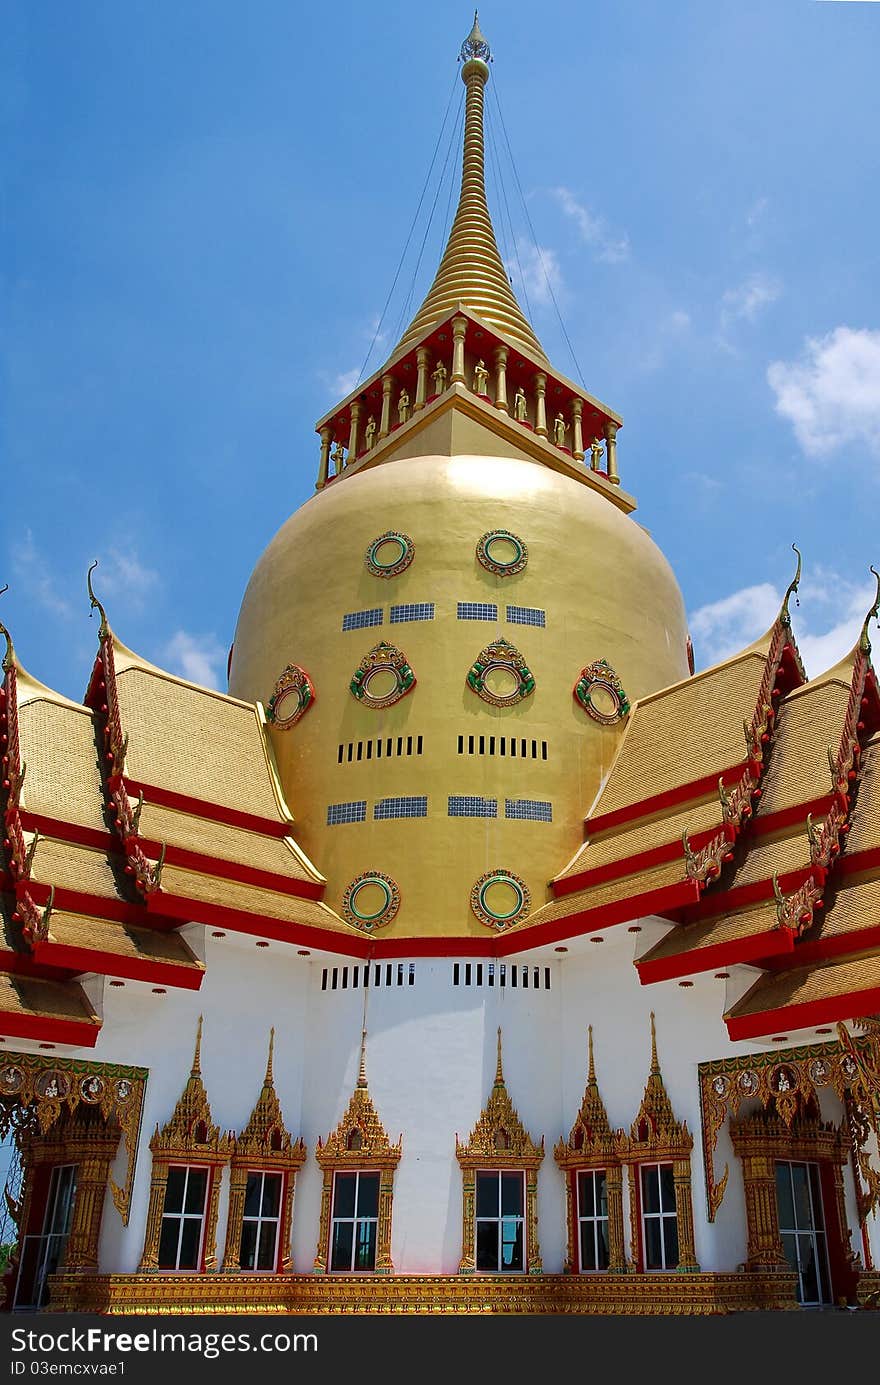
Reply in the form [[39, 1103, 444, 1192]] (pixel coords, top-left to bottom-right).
[[2, 0, 879, 698]]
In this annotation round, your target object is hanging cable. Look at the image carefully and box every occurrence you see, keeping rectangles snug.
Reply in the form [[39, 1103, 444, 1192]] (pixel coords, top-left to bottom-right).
[[485, 101, 532, 322], [490, 78, 586, 387], [484, 104, 511, 283], [439, 100, 465, 269], [356, 69, 460, 385], [392, 86, 464, 343]]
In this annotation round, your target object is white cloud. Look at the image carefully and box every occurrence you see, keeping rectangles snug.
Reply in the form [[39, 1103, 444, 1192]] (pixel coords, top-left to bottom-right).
[[330, 368, 360, 398], [767, 326, 880, 458], [93, 547, 160, 606], [506, 237, 564, 309], [689, 568, 879, 676], [720, 272, 781, 329], [745, 197, 769, 229], [164, 630, 226, 690], [11, 530, 73, 617], [551, 187, 630, 264]]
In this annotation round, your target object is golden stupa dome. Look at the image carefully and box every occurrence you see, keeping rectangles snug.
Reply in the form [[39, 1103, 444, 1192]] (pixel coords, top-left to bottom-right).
[[228, 18, 689, 942]]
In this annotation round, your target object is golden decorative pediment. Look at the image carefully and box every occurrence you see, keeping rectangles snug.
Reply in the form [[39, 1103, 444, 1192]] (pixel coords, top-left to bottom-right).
[[624, 1012, 692, 1161], [315, 1031, 402, 1171], [150, 1016, 232, 1161], [457, 1029, 544, 1170], [234, 1029, 306, 1170], [554, 1026, 621, 1169]]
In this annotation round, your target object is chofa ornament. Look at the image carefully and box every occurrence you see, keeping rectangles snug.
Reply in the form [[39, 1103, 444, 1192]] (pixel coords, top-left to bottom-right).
[[476, 529, 528, 577], [467, 637, 535, 707], [364, 531, 415, 579], [349, 642, 416, 709], [470, 869, 531, 930], [342, 872, 401, 931], [573, 659, 630, 725], [266, 664, 315, 729]]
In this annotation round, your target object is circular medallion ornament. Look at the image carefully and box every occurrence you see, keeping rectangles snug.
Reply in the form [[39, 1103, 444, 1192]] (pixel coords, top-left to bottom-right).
[[711, 1074, 730, 1099], [342, 871, 401, 931], [467, 637, 535, 708], [0, 1066, 23, 1095], [35, 1070, 70, 1101], [266, 664, 315, 729], [573, 659, 630, 725], [771, 1065, 798, 1095], [738, 1070, 758, 1096], [809, 1057, 831, 1087], [79, 1075, 105, 1104], [115, 1078, 134, 1104], [470, 870, 531, 930], [350, 642, 416, 709], [365, 531, 415, 579], [840, 1053, 858, 1084], [476, 529, 528, 577]]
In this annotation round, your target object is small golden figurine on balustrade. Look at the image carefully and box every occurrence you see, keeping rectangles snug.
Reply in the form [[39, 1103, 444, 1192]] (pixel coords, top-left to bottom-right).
[[513, 386, 528, 423], [398, 389, 411, 425], [590, 438, 604, 471], [553, 413, 567, 448], [431, 360, 448, 396], [331, 441, 346, 473], [472, 359, 489, 396], [364, 416, 377, 452]]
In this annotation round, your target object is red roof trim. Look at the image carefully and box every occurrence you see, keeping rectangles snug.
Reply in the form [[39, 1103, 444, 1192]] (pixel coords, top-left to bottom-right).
[[121, 777, 291, 840], [635, 927, 793, 984], [31, 940, 205, 990], [584, 763, 745, 837], [137, 838, 323, 902], [0, 1010, 100, 1048], [148, 891, 371, 959], [725, 985, 880, 1041], [762, 921, 880, 972], [494, 879, 700, 955]]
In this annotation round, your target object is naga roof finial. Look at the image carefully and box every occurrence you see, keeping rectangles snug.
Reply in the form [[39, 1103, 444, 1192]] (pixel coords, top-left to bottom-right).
[[859, 565, 880, 654], [87, 560, 110, 641], [0, 584, 13, 673], [494, 1026, 505, 1086], [587, 1024, 596, 1085], [191, 1014, 204, 1077], [357, 1028, 368, 1088], [781, 543, 802, 622]]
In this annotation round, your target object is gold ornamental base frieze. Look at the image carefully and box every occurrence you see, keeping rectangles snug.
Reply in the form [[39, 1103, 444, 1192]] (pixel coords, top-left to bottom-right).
[[48, 1270, 800, 1315]]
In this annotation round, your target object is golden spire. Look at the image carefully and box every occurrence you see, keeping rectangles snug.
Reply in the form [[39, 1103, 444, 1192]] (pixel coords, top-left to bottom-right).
[[649, 1010, 660, 1077], [394, 16, 547, 361], [494, 1025, 504, 1086], [357, 1028, 368, 1088], [587, 1024, 596, 1085], [191, 1014, 203, 1077], [264, 1026, 275, 1087]]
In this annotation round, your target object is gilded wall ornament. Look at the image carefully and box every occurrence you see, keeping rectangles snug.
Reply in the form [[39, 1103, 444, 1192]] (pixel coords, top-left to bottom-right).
[[342, 871, 401, 931], [466, 637, 535, 708], [470, 869, 531, 930], [364, 531, 415, 579], [266, 664, 315, 729], [573, 659, 630, 725], [349, 641, 416, 709], [476, 529, 528, 577]]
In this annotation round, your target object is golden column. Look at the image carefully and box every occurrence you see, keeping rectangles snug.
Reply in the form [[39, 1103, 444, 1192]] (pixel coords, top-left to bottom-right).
[[673, 1156, 700, 1272], [316, 425, 332, 490], [493, 345, 509, 412], [571, 398, 585, 462], [451, 314, 468, 383], [731, 1145, 787, 1268], [379, 374, 394, 438], [534, 372, 548, 437], [605, 1164, 628, 1273], [63, 1134, 120, 1271], [347, 400, 362, 462], [414, 347, 430, 410], [605, 420, 620, 484]]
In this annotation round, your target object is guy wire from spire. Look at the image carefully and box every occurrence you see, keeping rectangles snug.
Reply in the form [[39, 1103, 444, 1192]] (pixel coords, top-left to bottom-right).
[[489, 77, 587, 389], [392, 88, 465, 347], [356, 68, 461, 387], [485, 100, 533, 322]]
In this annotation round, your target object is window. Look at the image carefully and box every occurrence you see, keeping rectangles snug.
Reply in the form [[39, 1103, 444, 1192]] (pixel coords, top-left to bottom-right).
[[639, 1163, 678, 1270], [576, 1170, 609, 1271], [239, 1170, 284, 1272], [775, 1161, 831, 1306], [327, 800, 367, 825], [158, 1165, 209, 1270], [374, 795, 428, 819], [505, 798, 552, 821], [448, 795, 498, 817], [341, 608, 383, 631], [390, 603, 435, 623], [475, 1171, 525, 1272], [506, 605, 546, 627], [329, 1171, 381, 1271], [457, 601, 498, 621]]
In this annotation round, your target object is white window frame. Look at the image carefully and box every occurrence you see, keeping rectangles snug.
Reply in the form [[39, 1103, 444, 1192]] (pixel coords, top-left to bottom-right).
[[639, 1161, 678, 1271], [239, 1169, 284, 1274], [474, 1169, 526, 1274], [575, 1168, 609, 1273], [158, 1163, 210, 1272], [329, 1169, 380, 1272]]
